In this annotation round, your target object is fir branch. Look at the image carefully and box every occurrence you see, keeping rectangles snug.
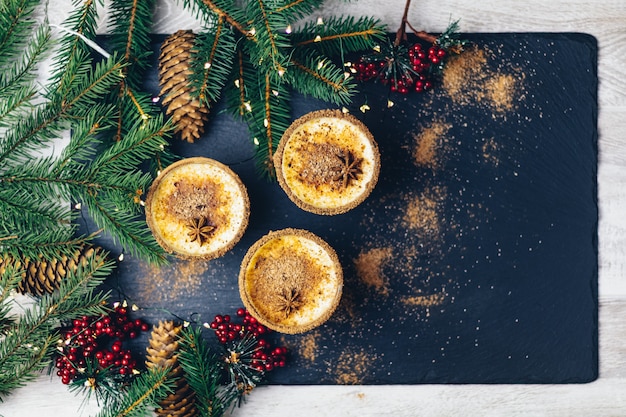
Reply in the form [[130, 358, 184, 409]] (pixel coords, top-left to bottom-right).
[[0, 266, 22, 335], [190, 18, 237, 107], [108, 0, 156, 88], [0, 56, 126, 168], [111, 89, 159, 142], [246, 72, 291, 177], [178, 326, 233, 417], [48, 0, 101, 98], [94, 366, 175, 417], [83, 195, 166, 265], [225, 49, 251, 119], [0, 102, 66, 168], [197, 0, 249, 36], [88, 115, 170, 181], [271, 0, 325, 22], [61, 55, 127, 117], [0, 87, 36, 129], [52, 105, 115, 175], [0, 189, 77, 254], [245, 0, 291, 75], [293, 16, 386, 57], [180, 0, 213, 21], [107, 0, 161, 144], [0, 332, 56, 398], [0, 231, 100, 270], [288, 51, 356, 105], [0, 253, 112, 401], [0, 24, 51, 99], [0, 265, 22, 303], [0, 0, 41, 66]]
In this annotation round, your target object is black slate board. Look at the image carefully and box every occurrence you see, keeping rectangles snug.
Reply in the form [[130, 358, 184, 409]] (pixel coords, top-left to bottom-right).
[[87, 32, 598, 384]]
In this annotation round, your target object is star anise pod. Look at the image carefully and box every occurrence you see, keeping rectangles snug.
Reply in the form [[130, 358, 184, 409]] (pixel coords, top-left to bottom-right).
[[333, 150, 363, 189], [274, 288, 303, 318], [186, 216, 215, 246]]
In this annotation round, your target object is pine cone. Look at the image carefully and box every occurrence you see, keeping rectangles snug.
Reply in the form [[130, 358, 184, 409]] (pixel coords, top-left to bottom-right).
[[0, 246, 105, 296], [146, 321, 198, 417], [159, 30, 210, 143]]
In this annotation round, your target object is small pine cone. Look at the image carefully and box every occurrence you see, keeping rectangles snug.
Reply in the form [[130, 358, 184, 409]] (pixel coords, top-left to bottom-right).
[[159, 30, 210, 143], [0, 246, 105, 296], [146, 321, 198, 417]]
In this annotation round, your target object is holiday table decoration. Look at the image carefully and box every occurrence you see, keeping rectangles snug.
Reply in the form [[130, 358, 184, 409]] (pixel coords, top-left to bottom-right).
[[107, 30, 597, 385], [1, 0, 598, 414]]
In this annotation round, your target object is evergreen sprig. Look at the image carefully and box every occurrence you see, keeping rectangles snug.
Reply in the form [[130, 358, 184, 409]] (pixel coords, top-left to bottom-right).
[[94, 366, 175, 417], [177, 326, 234, 417], [107, 0, 161, 141], [186, 0, 386, 177], [293, 15, 387, 57], [0, 251, 113, 401], [189, 19, 237, 107], [108, 0, 157, 88], [0, 0, 42, 66], [289, 50, 356, 105], [0, 0, 171, 401]]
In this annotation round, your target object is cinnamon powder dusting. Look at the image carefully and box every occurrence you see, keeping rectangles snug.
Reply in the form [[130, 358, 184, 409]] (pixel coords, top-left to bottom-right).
[[413, 122, 451, 169], [401, 291, 446, 308], [140, 259, 210, 302], [290, 330, 321, 363], [354, 247, 393, 296], [334, 347, 377, 384], [402, 187, 445, 236], [486, 73, 518, 112], [442, 45, 523, 113]]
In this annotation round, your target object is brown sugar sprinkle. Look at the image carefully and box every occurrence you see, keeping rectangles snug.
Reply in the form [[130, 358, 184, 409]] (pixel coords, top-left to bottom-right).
[[413, 122, 451, 169], [402, 187, 446, 236], [247, 246, 323, 324], [482, 137, 500, 166], [334, 347, 377, 385], [442, 45, 489, 103], [139, 259, 210, 303], [442, 45, 522, 112], [486, 73, 518, 113], [354, 247, 393, 296], [401, 290, 446, 308], [291, 330, 321, 363]]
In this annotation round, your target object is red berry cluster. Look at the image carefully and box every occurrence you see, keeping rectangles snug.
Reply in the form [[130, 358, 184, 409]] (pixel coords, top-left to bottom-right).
[[54, 305, 149, 385], [209, 308, 288, 372], [353, 41, 449, 94]]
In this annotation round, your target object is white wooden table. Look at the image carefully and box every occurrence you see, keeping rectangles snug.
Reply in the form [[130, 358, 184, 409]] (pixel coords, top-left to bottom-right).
[[2, 0, 625, 415]]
